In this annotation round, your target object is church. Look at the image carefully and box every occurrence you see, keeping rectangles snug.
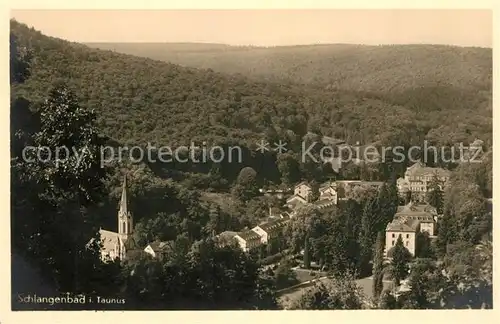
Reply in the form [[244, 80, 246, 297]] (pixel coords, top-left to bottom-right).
[[90, 175, 134, 262]]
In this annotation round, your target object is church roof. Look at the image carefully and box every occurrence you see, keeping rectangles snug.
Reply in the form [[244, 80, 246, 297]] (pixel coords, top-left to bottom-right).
[[99, 229, 122, 252]]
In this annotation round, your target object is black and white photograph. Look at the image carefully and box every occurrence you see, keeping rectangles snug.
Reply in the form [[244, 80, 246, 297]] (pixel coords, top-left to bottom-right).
[[8, 7, 493, 314]]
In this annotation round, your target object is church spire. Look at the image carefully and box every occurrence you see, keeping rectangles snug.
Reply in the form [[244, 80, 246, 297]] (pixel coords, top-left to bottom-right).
[[119, 174, 128, 215], [118, 174, 133, 240]]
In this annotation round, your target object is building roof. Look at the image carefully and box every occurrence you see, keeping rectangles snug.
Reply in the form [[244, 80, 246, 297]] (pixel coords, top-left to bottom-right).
[[406, 162, 451, 178], [313, 199, 336, 209], [321, 136, 346, 146], [148, 240, 175, 253], [386, 218, 420, 232], [217, 231, 238, 240], [319, 181, 336, 191], [236, 230, 261, 241], [320, 191, 336, 198], [395, 202, 437, 219], [295, 181, 310, 189], [254, 219, 287, 233], [98, 229, 122, 252], [286, 194, 307, 205]]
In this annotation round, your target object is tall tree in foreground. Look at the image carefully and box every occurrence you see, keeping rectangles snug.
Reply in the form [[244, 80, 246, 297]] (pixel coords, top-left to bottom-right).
[[372, 231, 385, 300], [389, 236, 412, 287], [13, 83, 109, 293]]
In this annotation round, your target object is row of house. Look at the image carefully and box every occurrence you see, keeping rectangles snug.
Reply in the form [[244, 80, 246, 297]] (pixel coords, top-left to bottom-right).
[[222, 179, 387, 253], [216, 218, 288, 252], [285, 180, 384, 211]]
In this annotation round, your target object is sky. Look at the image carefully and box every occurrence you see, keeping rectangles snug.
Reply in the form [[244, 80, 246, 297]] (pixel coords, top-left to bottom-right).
[[10, 9, 492, 47]]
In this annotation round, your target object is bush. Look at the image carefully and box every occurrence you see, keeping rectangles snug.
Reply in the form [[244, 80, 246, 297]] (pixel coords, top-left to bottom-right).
[[258, 252, 284, 266]]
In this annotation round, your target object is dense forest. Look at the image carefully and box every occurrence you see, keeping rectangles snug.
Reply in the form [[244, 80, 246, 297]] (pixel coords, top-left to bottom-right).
[[88, 41, 492, 135], [10, 19, 492, 310]]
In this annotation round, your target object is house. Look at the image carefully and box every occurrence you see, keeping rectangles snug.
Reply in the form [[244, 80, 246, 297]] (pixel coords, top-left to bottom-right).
[[87, 176, 133, 262], [215, 231, 239, 247], [319, 182, 338, 204], [251, 219, 287, 244], [294, 182, 312, 199], [394, 203, 436, 236], [385, 202, 437, 256], [285, 194, 308, 209], [234, 230, 263, 252], [144, 240, 175, 258], [396, 162, 451, 201], [385, 218, 419, 256]]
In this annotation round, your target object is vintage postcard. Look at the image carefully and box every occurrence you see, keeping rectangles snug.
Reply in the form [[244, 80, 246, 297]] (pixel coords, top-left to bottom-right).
[[3, 2, 497, 323]]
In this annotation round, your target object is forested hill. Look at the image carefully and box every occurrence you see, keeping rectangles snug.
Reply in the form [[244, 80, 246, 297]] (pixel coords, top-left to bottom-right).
[[12, 20, 492, 150], [87, 42, 492, 114]]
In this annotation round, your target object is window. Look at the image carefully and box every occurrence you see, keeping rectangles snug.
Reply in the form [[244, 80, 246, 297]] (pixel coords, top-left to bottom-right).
[[392, 233, 395, 238], [122, 222, 126, 234], [392, 240, 395, 246], [406, 234, 409, 238]]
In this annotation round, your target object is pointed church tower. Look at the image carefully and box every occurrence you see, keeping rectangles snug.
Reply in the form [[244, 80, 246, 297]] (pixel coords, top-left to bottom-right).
[[118, 175, 133, 241]]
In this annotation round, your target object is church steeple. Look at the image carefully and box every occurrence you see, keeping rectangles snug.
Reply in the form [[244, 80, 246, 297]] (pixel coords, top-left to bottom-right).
[[118, 175, 133, 241], [119, 174, 128, 215]]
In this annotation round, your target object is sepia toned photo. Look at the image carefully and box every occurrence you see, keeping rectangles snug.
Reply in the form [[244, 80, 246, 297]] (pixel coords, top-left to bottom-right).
[[9, 9, 492, 311]]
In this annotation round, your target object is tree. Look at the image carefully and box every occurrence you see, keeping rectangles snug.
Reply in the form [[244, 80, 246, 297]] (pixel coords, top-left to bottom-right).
[[303, 234, 311, 269], [276, 152, 300, 186], [389, 236, 412, 286], [307, 181, 320, 202], [378, 290, 399, 309], [372, 231, 385, 300], [231, 167, 259, 201], [358, 197, 377, 276], [426, 174, 444, 214], [12, 82, 110, 293], [274, 260, 299, 289], [415, 231, 434, 259], [289, 273, 364, 310], [398, 258, 446, 309]]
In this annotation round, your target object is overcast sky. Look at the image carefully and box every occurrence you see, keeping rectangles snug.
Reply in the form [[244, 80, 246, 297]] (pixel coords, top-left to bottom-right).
[[10, 9, 492, 47]]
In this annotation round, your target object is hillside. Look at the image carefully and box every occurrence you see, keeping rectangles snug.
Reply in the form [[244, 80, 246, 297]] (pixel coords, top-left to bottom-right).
[[12, 21, 492, 155], [8, 22, 413, 147], [87, 42, 493, 114]]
